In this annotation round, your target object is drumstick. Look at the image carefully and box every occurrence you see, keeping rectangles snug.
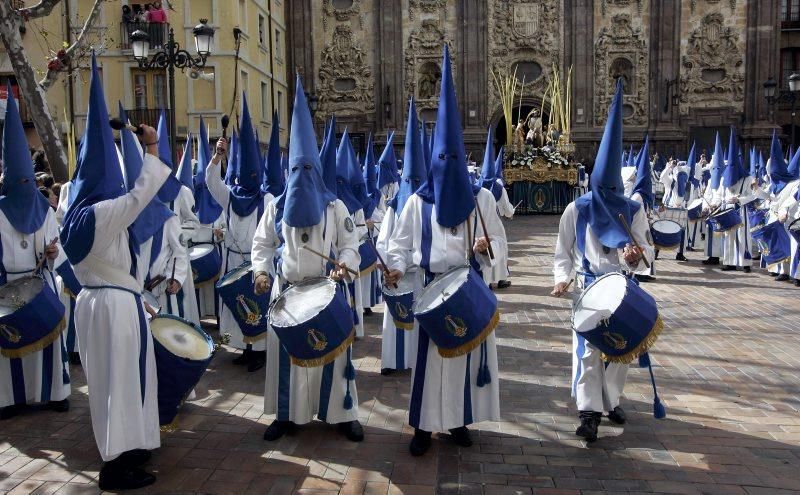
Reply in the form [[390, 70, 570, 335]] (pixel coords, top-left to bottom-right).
[[168, 257, 177, 294], [366, 236, 397, 289], [302, 245, 359, 277], [355, 223, 381, 227], [473, 197, 495, 260], [513, 200, 524, 211], [617, 213, 651, 269], [35, 237, 59, 273]]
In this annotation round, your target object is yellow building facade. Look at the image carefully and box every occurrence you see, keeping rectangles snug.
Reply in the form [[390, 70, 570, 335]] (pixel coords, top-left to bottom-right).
[[1, 0, 289, 152]]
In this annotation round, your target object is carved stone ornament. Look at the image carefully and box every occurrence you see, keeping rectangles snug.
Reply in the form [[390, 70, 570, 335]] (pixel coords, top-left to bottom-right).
[[601, 0, 643, 16], [317, 25, 375, 115], [690, 0, 735, 14], [404, 20, 453, 111], [594, 14, 648, 126], [679, 12, 744, 112], [409, 0, 447, 21], [322, 0, 363, 31]]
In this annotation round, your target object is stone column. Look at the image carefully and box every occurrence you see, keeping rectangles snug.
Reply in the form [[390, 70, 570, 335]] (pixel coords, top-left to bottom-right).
[[742, 0, 781, 149]]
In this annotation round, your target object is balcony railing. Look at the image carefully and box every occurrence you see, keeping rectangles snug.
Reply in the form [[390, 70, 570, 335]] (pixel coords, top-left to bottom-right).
[[119, 22, 169, 50]]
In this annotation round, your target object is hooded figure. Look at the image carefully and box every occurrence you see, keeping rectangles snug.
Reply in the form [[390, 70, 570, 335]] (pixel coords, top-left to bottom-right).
[[228, 95, 266, 217], [155, 110, 183, 204], [768, 131, 793, 195], [631, 136, 654, 210], [384, 46, 505, 456], [687, 142, 699, 189], [718, 127, 755, 271], [176, 134, 194, 190], [335, 131, 367, 216], [708, 132, 725, 192], [170, 132, 201, 227], [420, 121, 432, 173], [479, 126, 503, 201], [251, 74, 363, 443], [320, 117, 338, 196], [701, 132, 725, 263], [388, 99, 426, 217], [193, 116, 223, 225], [376, 131, 400, 200], [262, 111, 285, 198], [722, 127, 748, 189], [61, 54, 171, 489], [362, 134, 380, 219], [224, 130, 239, 186]]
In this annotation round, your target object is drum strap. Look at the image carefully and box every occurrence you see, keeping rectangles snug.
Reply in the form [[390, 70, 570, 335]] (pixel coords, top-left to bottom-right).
[[81, 253, 141, 294]]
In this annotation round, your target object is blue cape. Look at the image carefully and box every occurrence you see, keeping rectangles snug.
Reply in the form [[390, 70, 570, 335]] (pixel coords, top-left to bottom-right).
[[228, 94, 265, 217]]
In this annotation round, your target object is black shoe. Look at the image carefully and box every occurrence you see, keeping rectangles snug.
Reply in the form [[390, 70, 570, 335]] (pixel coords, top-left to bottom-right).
[[685, 247, 695, 252], [702, 257, 720, 266], [247, 351, 266, 373], [69, 352, 81, 365], [743, 266, 751, 273], [675, 253, 688, 262], [576, 413, 600, 442], [769, 272, 778, 277], [380, 368, 395, 376], [48, 399, 69, 413], [497, 280, 511, 289], [607, 406, 626, 425], [776, 274, 790, 282], [795, 279, 800, 287], [634, 274, 655, 283], [409, 429, 432, 457], [654, 250, 660, 261], [118, 449, 152, 467], [701, 234, 706, 241], [98, 464, 156, 491], [363, 308, 373, 316], [721, 265, 736, 271], [232, 350, 251, 366], [448, 426, 473, 447], [0, 404, 23, 420], [338, 420, 364, 442], [263, 420, 295, 441]]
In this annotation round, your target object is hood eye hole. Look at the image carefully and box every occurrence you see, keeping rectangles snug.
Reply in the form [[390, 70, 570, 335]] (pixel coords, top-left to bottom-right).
[[303, 164, 312, 170]]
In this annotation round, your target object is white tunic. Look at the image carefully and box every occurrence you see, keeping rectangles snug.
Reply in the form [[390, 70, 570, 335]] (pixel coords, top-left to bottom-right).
[[206, 160, 273, 351], [386, 189, 505, 432], [553, 201, 653, 413], [719, 177, 755, 267], [72, 154, 171, 461], [252, 199, 361, 425], [170, 185, 201, 230], [192, 212, 226, 318], [55, 182, 80, 354], [149, 215, 200, 325], [0, 209, 70, 409]]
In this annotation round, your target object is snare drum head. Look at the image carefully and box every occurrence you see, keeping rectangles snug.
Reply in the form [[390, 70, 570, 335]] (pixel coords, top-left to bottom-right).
[[687, 199, 704, 210], [151, 317, 212, 360], [383, 272, 415, 296], [413, 266, 469, 313], [218, 262, 253, 287], [189, 244, 215, 260], [573, 273, 627, 333], [0, 277, 44, 318], [270, 278, 337, 327], [652, 219, 681, 234]]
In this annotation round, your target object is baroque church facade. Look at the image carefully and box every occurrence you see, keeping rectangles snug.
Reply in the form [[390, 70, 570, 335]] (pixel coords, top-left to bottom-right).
[[286, 0, 779, 163]]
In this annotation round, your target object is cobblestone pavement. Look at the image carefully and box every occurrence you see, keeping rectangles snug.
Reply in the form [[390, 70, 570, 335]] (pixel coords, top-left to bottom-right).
[[2, 215, 800, 494]]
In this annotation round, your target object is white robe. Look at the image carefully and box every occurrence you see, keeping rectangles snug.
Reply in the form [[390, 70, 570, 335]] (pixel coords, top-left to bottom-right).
[[386, 189, 504, 432], [169, 185, 201, 230], [774, 180, 800, 277], [351, 209, 368, 337], [703, 183, 724, 258], [206, 160, 273, 351], [553, 201, 654, 413], [252, 199, 361, 425], [191, 212, 226, 318], [657, 166, 690, 253], [358, 207, 384, 311], [0, 209, 71, 409], [149, 215, 200, 325], [72, 154, 171, 461], [720, 177, 755, 268], [55, 182, 79, 354]]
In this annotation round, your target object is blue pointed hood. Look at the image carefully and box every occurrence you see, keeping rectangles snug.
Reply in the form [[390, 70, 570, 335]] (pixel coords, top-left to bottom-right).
[[495, 146, 505, 183], [416, 46, 480, 227], [574, 79, 640, 249], [420, 121, 432, 172], [687, 142, 699, 187], [767, 131, 791, 194], [748, 146, 757, 178], [335, 129, 366, 215], [193, 117, 223, 224], [262, 111, 284, 197], [276, 75, 336, 229], [363, 134, 381, 218], [154, 110, 182, 202], [377, 131, 399, 190], [61, 54, 130, 264], [119, 104, 174, 249], [228, 93, 265, 216], [787, 146, 800, 182], [625, 144, 636, 167], [479, 125, 503, 200], [320, 117, 338, 195], [758, 151, 766, 184], [390, 98, 427, 215], [176, 133, 194, 189], [632, 135, 653, 209], [722, 126, 747, 187], [0, 83, 50, 234], [225, 130, 239, 185], [709, 132, 724, 190]]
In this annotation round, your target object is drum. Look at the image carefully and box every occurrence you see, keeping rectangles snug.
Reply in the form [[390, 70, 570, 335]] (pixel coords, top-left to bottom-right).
[[358, 236, 378, 275], [382, 272, 416, 330], [215, 262, 270, 343], [572, 273, 661, 364], [268, 277, 355, 367], [751, 221, 792, 268], [151, 314, 215, 426], [189, 243, 222, 284], [747, 208, 769, 232], [0, 276, 66, 358], [789, 218, 800, 243], [709, 207, 742, 233], [686, 199, 705, 222], [412, 266, 499, 358], [55, 261, 82, 297], [650, 220, 683, 250], [142, 291, 161, 314]]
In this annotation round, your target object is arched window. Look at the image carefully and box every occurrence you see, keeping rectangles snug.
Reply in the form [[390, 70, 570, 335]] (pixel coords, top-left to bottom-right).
[[610, 58, 635, 95]]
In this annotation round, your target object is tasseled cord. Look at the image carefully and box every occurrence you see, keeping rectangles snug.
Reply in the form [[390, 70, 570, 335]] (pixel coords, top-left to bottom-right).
[[343, 346, 355, 410], [476, 340, 491, 388], [638, 352, 666, 419]]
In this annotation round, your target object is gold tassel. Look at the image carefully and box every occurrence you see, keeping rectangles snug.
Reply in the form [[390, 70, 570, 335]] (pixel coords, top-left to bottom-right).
[[291, 328, 355, 368], [160, 421, 177, 433], [437, 310, 500, 359], [766, 257, 791, 271], [713, 223, 743, 236], [1, 319, 66, 359], [394, 320, 415, 331], [602, 316, 664, 364], [653, 244, 679, 252], [242, 331, 268, 344]]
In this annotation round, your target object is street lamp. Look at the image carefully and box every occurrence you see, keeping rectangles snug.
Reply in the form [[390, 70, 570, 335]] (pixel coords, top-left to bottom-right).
[[130, 19, 215, 165], [764, 74, 800, 150]]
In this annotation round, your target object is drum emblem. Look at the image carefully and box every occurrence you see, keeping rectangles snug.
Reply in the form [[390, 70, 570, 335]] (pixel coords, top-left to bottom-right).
[[603, 331, 628, 351], [0, 324, 21, 344], [395, 302, 409, 319], [307, 328, 328, 351], [444, 315, 468, 338], [235, 295, 262, 326]]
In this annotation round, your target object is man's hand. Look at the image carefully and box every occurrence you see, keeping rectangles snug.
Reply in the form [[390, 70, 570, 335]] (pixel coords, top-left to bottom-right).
[[551, 281, 570, 298], [384, 269, 402, 286], [144, 301, 158, 318], [212, 138, 228, 163], [366, 219, 374, 230], [137, 125, 158, 156], [166, 280, 182, 295], [45, 239, 59, 261], [213, 228, 224, 241], [473, 237, 490, 255], [622, 243, 643, 265], [254, 273, 271, 295], [779, 211, 789, 223], [329, 261, 351, 282]]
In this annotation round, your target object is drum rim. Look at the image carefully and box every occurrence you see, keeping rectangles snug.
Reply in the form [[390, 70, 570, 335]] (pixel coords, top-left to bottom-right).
[[150, 313, 214, 358], [0, 275, 47, 314], [412, 264, 470, 315], [217, 261, 253, 287], [651, 219, 682, 229], [571, 272, 628, 333], [267, 276, 337, 326], [189, 244, 217, 256], [789, 218, 800, 231]]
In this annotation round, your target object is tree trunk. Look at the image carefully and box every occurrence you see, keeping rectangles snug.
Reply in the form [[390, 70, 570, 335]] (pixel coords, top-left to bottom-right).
[[0, 2, 68, 181]]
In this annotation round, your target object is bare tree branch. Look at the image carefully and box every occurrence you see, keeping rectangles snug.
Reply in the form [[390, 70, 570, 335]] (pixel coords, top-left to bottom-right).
[[39, 0, 107, 92], [18, 0, 62, 19]]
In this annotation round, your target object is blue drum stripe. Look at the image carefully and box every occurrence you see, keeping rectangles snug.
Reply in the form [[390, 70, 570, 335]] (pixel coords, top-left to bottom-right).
[[277, 343, 291, 421], [40, 342, 54, 403], [316, 360, 335, 423], [10, 358, 26, 405], [463, 352, 473, 426]]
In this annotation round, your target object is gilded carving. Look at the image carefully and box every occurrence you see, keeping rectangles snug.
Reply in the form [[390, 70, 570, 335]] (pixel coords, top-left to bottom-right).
[[409, 0, 447, 21], [404, 20, 453, 111], [317, 25, 375, 115], [594, 14, 648, 126], [503, 159, 578, 186], [679, 12, 744, 111]]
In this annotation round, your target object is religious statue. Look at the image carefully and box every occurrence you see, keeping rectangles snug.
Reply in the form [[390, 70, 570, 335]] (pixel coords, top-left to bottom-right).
[[526, 109, 544, 147], [513, 119, 527, 152], [418, 62, 441, 100]]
